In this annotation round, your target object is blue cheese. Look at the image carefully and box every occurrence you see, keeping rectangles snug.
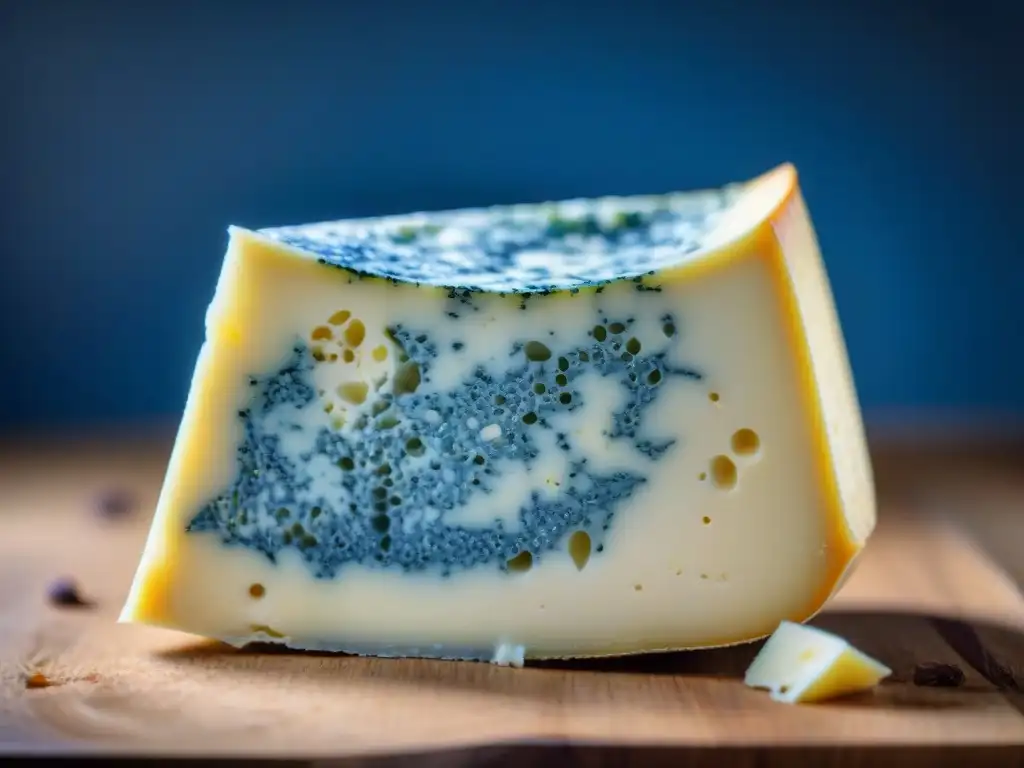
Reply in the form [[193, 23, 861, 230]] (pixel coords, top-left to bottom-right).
[[120, 163, 876, 662]]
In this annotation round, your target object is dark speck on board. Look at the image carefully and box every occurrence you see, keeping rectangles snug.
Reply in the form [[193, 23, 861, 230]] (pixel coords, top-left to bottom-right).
[[47, 577, 94, 608], [913, 662, 966, 688], [95, 488, 137, 519]]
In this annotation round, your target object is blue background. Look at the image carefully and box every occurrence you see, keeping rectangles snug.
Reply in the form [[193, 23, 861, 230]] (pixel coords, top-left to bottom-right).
[[1, 0, 1021, 429]]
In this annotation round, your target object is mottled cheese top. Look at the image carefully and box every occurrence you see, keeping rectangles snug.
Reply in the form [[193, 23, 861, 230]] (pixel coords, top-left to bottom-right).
[[259, 184, 746, 292]]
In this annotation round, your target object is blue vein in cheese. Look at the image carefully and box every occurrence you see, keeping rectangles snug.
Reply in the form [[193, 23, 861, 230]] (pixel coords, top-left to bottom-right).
[[186, 315, 700, 579]]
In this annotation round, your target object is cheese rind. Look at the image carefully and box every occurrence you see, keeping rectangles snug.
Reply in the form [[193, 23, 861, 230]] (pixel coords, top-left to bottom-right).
[[120, 164, 876, 662], [744, 620, 892, 703]]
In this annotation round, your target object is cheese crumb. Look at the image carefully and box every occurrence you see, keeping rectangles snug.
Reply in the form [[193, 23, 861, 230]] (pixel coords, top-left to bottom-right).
[[491, 642, 526, 668], [744, 621, 891, 704]]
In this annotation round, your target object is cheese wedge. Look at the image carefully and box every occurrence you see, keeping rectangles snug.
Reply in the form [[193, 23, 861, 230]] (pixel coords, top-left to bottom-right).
[[745, 620, 892, 703], [119, 163, 876, 663]]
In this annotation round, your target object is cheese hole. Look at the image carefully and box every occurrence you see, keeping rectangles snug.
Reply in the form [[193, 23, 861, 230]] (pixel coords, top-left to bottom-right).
[[702, 516, 712, 525], [311, 346, 326, 362], [392, 361, 422, 395], [344, 319, 366, 348], [626, 337, 641, 355], [709, 391, 720, 403], [405, 436, 425, 457], [311, 326, 333, 341], [662, 322, 676, 337], [710, 455, 737, 490], [507, 551, 533, 573], [328, 309, 351, 325], [372, 345, 388, 362], [342, 348, 356, 363], [248, 583, 265, 599], [323, 402, 334, 413], [524, 340, 552, 361], [593, 325, 607, 342], [568, 530, 591, 571], [337, 381, 368, 405], [633, 584, 643, 591], [731, 428, 761, 456], [698, 472, 707, 481], [377, 414, 400, 430], [647, 369, 662, 385], [328, 352, 338, 362], [249, 624, 285, 639]]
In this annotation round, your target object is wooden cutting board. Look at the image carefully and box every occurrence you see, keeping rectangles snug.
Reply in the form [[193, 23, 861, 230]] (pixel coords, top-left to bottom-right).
[[1, 433, 1023, 764]]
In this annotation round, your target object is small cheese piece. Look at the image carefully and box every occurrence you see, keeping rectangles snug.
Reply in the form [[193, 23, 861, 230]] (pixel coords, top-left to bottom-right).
[[744, 621, 892, 703], [119, 163, 876, 663]]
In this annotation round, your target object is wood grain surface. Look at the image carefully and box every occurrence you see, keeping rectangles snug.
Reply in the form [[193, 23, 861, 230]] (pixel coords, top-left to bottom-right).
[[1, 430, 1023, 765]]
